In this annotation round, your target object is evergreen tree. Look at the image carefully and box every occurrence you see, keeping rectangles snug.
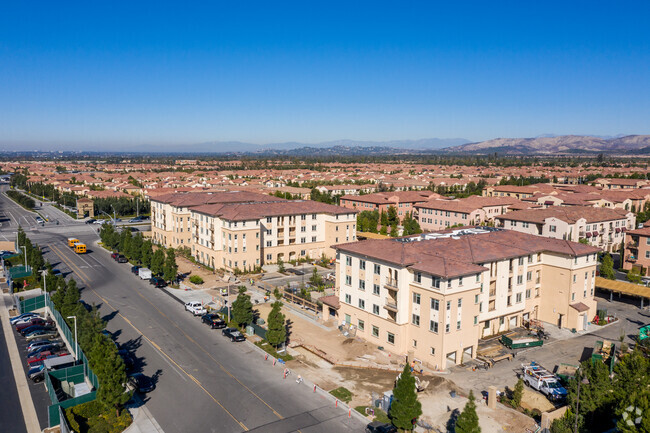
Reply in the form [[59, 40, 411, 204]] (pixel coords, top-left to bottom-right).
[[141, 239, 153, 268], [455, 390, 481, 433], [151, 248, 165, 275], [265, 301, 286, 348], [512, 378, 524, 408], [163, 248, 178, 282], [390, 223, 399, 237], [627, 267, 642, 284], [600, 253, 615, 280], [309, 268, 323, 287], [387, 206, 398, 225], [380, 210, 388, 227], [118, 229, 132, 254], [389, 364, 422, 431], [277, 256, 285, 273], [380, 225, 388, 236], [231, 286, 253, 328], [93, 340, 131, 415], [62, 279, 81, 318]]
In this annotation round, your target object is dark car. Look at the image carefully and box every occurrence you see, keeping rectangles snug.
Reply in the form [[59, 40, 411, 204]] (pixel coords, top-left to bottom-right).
[[116, 254, 128, 263], [85, 218, 96, 224], [222, 327, 246, 342], [128, 373, 155, 393], [201, 313, 226, 329], [15, 318, 50, 332], [27, 364, 45, 382], [150, 277, 167, 288], [131, 265, 141, 275], [19, 324, 54, 337], [365, 422, 398, 433], [111, 252, 119, 260], [27, 344, 59, 358]]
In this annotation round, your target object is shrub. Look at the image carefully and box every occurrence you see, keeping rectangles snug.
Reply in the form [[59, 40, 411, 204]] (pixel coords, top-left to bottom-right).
[[189, 275, 204, 284], [329, 386, 353, 403]]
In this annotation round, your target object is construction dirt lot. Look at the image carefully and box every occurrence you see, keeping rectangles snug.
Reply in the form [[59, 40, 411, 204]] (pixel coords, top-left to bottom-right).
[[255, 302, 536, 432]]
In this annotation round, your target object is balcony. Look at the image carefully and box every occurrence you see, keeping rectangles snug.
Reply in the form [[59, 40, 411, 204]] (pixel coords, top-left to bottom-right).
[[627, 241, 639, 249], [489, 289, 496, 297], [385, 278, 399, 291], [627, 255, 637, 263], [384, 298, 398, 313]]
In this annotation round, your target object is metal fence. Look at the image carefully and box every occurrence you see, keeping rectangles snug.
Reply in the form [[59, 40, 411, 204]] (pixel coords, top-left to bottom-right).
[[59, 406, 71, 433], [18, 295, 45, 313], [9, 264, 32, 279]]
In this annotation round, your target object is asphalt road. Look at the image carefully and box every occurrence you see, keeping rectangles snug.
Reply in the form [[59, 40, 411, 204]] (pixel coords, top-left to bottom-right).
[[1, 188, 364, 433], [0, 320, 28, 433]]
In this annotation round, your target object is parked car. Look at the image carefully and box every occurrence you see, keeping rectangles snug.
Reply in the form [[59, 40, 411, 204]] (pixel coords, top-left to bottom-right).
[[201, 313, 226, 329], [131, 265, 141, 275], [111, 252, 119, 260], [185, 302, 207, 316], [27, 364, 45, 382], [118, 350, 136, 372], [50, 268, 61, 276], [27, 344, 59, 357], [20, 324, 54, 337], [25, 329, 59, 341], [222, 328, 246, 342], [138, 268, 152, 280], [128, 373, 155, 393], [85, 218, 96, 224], [129, 217, 143, 223], [365, 422, 398, 433], [93, 219, 105, 225], [116, 255, 128, 263], [150, 277, 167, 288], [16, 318, 53, 332], [27, 339, 63, 352], [27, 351, 69, 366], [10, 313, 40, 325]]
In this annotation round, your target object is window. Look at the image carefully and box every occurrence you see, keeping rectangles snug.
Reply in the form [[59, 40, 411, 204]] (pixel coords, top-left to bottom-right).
[[345, 294, 351, 303], [549, 225, 557, 233], [412, 314, 420, 326], [526, 289, 531, 299], [458, 298, 462, 308], [475, 294, 479, 304], [476, 273, 480, 282], [429, 321, 438, 333], [474, 316, 478, 325], [573, 275, 577, 283], [516, 293, 522, 303], [445, 323, 450, 333], [374, 264, 381, 274], [301, 226, 306, 232], [479, 302, 483, 312], [572, 292, 575, 301], [358, 319, 365, 331], [446, 301, 451, 311], [346, 256, 352, 266], [432, 277, 441, 289], [360, 260, 366, 270], [345, 275, 352, 286], [387, 332, 395, 345], [358, 299, 365, 309], [458, 276, 463, 286], [457, 320, 461, 330], [431, 299, 439, 311], [430, 347, 435, 356], [414, 272, 421, 283], [518, 257, 524, 266], [372, 326, 379, 337], [412, 339, 417, 348], [517, 275, 523, 285], [413, 293, 421, 305], [266, 240, 272, 247], [266, 254, 272, 260], [527, 271, 532, 281], [373, 284, 380, 295], [373, 304, 380, 315], [266, 229, 272, 235], [359, 280, 366, 290], [266, 217, 272, 223]]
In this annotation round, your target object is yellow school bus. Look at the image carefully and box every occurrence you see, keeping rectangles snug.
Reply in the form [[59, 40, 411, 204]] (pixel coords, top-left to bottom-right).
[[74, 243, 87, 254], [68, 238, 80, 247]]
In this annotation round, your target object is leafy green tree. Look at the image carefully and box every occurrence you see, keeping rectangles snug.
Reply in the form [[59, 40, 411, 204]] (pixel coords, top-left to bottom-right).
[[118, 229, 132, 254], [163, 248, 178, 282], [512, 378, 524, 408], [151, 248, 165, 275], [390, 223, 399, 237], [309, 268, 323, 287], [231, 286, 253, 328], [627, 267, 642, 284], [140, 239, 153, 268], [600, 253, 615, 280], [265, 301, 286, 348], [389, 365, 422, 431], [277, 256, 285, 273], [380, 225, 388, 236], [455, 390, 481, 433], [550, 408, 577, 433], [128, 233, 143, 263], [578, 238, 590, 245]]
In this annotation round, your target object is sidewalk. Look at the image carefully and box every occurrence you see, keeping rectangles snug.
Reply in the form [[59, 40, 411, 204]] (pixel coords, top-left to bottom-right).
[[124, 396, 165, 433]]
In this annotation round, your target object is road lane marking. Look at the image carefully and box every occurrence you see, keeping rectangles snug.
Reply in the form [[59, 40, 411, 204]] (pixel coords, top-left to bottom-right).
[[46, 243, 249, 431]]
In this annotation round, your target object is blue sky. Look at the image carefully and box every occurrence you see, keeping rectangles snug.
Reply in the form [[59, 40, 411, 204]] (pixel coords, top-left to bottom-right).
[[1, 1, 649, 149]]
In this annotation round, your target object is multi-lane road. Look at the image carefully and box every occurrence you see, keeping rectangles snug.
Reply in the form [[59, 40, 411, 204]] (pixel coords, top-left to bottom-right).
[[0, 188, 364, 433]]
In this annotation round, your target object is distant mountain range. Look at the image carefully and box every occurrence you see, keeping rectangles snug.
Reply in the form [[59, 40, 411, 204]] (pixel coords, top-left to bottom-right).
[[443, 135, 650, 155]]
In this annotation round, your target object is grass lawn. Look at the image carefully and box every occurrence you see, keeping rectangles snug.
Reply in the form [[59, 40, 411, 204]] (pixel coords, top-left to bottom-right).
[[254, 340, 294, 362], [329, 386, 353, 404]]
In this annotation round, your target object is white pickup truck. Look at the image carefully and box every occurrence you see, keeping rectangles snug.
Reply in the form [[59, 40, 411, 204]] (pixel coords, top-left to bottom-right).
[[185, 301, 207, 316], [522, 363, 568, 401], [138, 268, 152, 280]]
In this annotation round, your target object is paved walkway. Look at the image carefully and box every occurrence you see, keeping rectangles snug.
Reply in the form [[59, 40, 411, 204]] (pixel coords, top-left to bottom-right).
[[0, 292, 41, 433], [125, 395, 165, 433]]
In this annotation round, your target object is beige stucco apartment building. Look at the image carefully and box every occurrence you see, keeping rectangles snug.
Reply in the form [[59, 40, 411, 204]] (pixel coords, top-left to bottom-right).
[[496, 207, 634, 253], [335, 228, 599, 370], [150, 191, 356, 272]]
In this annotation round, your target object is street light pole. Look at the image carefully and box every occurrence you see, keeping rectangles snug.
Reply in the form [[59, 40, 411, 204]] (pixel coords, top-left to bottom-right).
[[40, 270, 48, 316], [67, 315, 78, 360]]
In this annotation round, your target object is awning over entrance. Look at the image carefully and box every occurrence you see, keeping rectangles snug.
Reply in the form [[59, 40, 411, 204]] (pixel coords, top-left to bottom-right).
[[570, 302, 590, 313], [320, 295, 340, 310]]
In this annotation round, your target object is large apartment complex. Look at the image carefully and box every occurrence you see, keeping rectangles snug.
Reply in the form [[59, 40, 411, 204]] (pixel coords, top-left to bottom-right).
[[335, 228, 599, 370], [496, 207, 634, 252], [150, 191, 357, 271], [623, 225, 650, 275]]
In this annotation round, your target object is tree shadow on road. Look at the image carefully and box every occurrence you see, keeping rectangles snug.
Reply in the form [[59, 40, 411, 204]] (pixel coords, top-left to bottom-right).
[[102, 309, 119, 323]]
